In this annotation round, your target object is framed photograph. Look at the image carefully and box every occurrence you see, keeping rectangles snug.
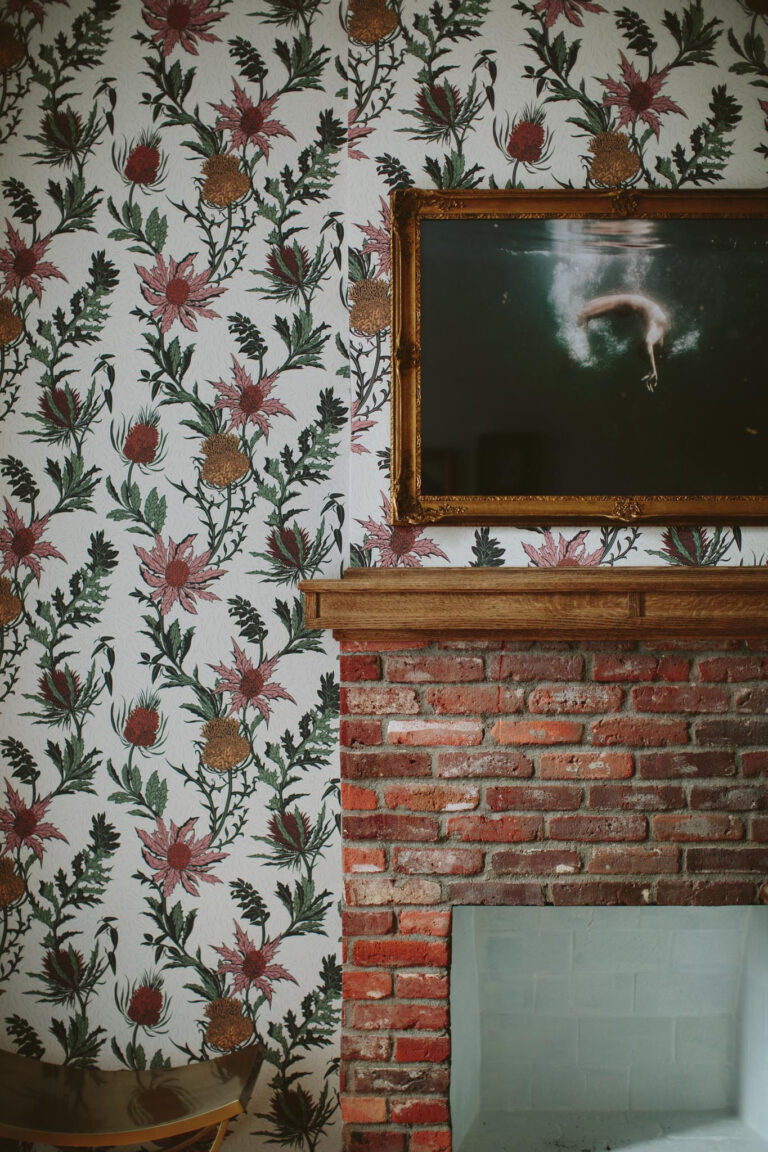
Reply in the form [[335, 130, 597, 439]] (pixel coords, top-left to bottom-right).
[[390, 188, 768, 525]]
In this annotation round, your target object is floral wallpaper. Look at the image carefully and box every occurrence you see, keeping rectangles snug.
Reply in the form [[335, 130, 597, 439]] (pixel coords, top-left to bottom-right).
[[0, 0, 767, 1149]]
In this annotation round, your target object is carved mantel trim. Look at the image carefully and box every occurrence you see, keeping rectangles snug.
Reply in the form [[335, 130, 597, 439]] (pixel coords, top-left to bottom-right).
[[300, 568, 768, 641]]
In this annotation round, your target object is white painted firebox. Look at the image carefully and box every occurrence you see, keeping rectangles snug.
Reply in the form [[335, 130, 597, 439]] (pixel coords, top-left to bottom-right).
[[451, 906, 768, 1152]]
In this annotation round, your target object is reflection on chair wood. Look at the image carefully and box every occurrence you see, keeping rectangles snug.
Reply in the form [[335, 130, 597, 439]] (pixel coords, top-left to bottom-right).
[[0, 1046, 264, 1150]]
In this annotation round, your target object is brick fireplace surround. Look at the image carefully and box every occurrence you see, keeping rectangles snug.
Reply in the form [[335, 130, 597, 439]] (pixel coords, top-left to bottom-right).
[[303, 570, 768, 1152]]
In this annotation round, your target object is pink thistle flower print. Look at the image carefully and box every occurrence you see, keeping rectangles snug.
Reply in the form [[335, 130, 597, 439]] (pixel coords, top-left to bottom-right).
[[534, 0, 605, 26], [213, 642, 295, 719], [212, 83, 294, 156], [212, 357, 293, 436], [350, 400, 375, 455], [522, 530, 604, 568], [358, 197, 391, 276], [142, 0, 224, 56], [348, 107, 374, 161], [0, 784, 67, 861], [136, 253, 226, 333], [0, 225, 66, 302], [357, 494, 449, 568], [0, 501, 64, 582], [138, 817, 226, 898], [215, 922, 297, 1001], [599, 53, 685, 138], [134, 533, 226, 616]]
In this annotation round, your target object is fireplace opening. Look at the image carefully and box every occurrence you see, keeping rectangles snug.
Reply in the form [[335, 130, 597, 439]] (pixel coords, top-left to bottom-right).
[[450, 906, 768, 1152]]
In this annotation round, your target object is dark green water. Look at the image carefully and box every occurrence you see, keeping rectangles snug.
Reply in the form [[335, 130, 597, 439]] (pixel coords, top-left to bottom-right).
[[420, 217, 768, 497]]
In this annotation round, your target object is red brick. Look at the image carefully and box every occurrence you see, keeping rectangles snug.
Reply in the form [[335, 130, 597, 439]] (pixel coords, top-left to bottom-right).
[[340, 1096, 387, 1124], [645, 639, 740, 651], [341, 719, 384, 747], [492, 719, 583, 745], [694, 718, 768, 745], [735, 686, 768, 713], [440, 640, 505, 650], [690, 785, 768, 811], [345, 878, 443, 906], [343, 972, 392, 1001], [653, 813, 744, 841], [437, 750, 533, 778], [487, 784, 582, 811], [427, 684, 502, 714], [384, 784, 479, 812], [528, 685, 624, 714], [394, 847, 485, 875], [492, 848, 582, 875], [388, 719, 483, 746], [387, 654, 484, 682], [448, 881, 545, 905], [540, 752, 633, 780], [548, 814, 647, 841], [751, 817, 768, 842], [343, 686, 420, 715], [588, 783, 686, 810], [352, 1066, 450, 1095], [343, 909, 394, 936], [587, 845, 679, 874], [342, 751, 432, 779], [698, 655, 768, 681], [593, 654, 690, 682], [352, 1003, 448, 1031], [637, 750, 736, 779], [591, 718, 688, 746], [341, 640, 429, 652], [686, 846, 768, 871], [396, 971, 449, 999], [447, 814, 542, 842], [552, 881, 649, 905], [341, 1034, 391, 1061], [490, 652, 584, 681], [747, 639, 768, 651], [632, 685, 729, 713], [346, 1132, 405, 1152], [343, 814, 439, 842], [344, 846, 387, 874], [343, 783, 379, 811], [410, 1131, 451, 1152], [390, 1097, 449, 1122], [742, 752, 768, 777], [657, 879, 758, 905], [354, 939, 448, 968], [399, 910, 452, 936], [341, 653, 382, 682]]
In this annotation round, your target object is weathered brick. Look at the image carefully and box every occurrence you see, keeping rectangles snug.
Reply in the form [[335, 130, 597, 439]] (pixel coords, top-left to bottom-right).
[[410, 1131, 451, 1152], [447, 881, 545, 905], [394, 846, 485, 875], [341, 719, 384, 747], [426, 684, 502, 714], [343, 814, 439, 842], [352, 1066, 450, 1095], [492, 848, 582, 876], [398, 910, 452, 937], [694, 718, 768, 745], [548, 814, 647, 841], [341, 1034, 391, 1062], [340, 640, 429, 652], [345, 878, 443, 906], [528, 685, 624, 714], [383, 784, 479, 812], [657, 879, 758, 905], [742, 751, 768, 777], [447, 814, 543, 842], [587, 783, 686, 810], [396, 971, 448, 999], [632, 685, 729, 713], [387, 654, 484, 683], [735, 686, 768, 713], [340, 1096, 387, 1125], [551, 881, 650, 905], [437, 750, 533, 778], [492, 719, 583, 745], [587, 845, 679, 874], [540, 751, 633, 780], [345, 1131, 405, 1152], [690, 785, 768, 811], [344, 846, 387, 874], [697, 656, 768, 682], [653, 813, 744, 841], [486, 784, 582, 811], [354, 939, 448, 968], [342, 751, 431, 780], [637, 750, 736, 779], [751, 817, 768, 842], [340, 653, 382, 682], [343, 971, 393, 1000], [342, 686, 421, 715], [390, 1097, 449, 1122], [342, 783, 379, 811], [591, 718, 688, 746], [343, 910, 394, 940], [489, 652, 584, 681], [686, 846, 768, 871], [387, 719, 483, 746], [352, 1003, 448, 1031], [593, 654, 689, 682]]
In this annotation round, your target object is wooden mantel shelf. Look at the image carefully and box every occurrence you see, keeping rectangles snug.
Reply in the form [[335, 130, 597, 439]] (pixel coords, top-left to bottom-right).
[[300, 568, 768, 641]]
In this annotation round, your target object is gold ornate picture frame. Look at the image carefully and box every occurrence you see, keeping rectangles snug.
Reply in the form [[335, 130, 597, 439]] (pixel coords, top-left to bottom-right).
[[390, 187, 768, 526]]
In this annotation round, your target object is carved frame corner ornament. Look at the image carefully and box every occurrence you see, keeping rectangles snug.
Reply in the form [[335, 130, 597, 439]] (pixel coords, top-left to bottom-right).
[[388, 187, 768, 527]]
